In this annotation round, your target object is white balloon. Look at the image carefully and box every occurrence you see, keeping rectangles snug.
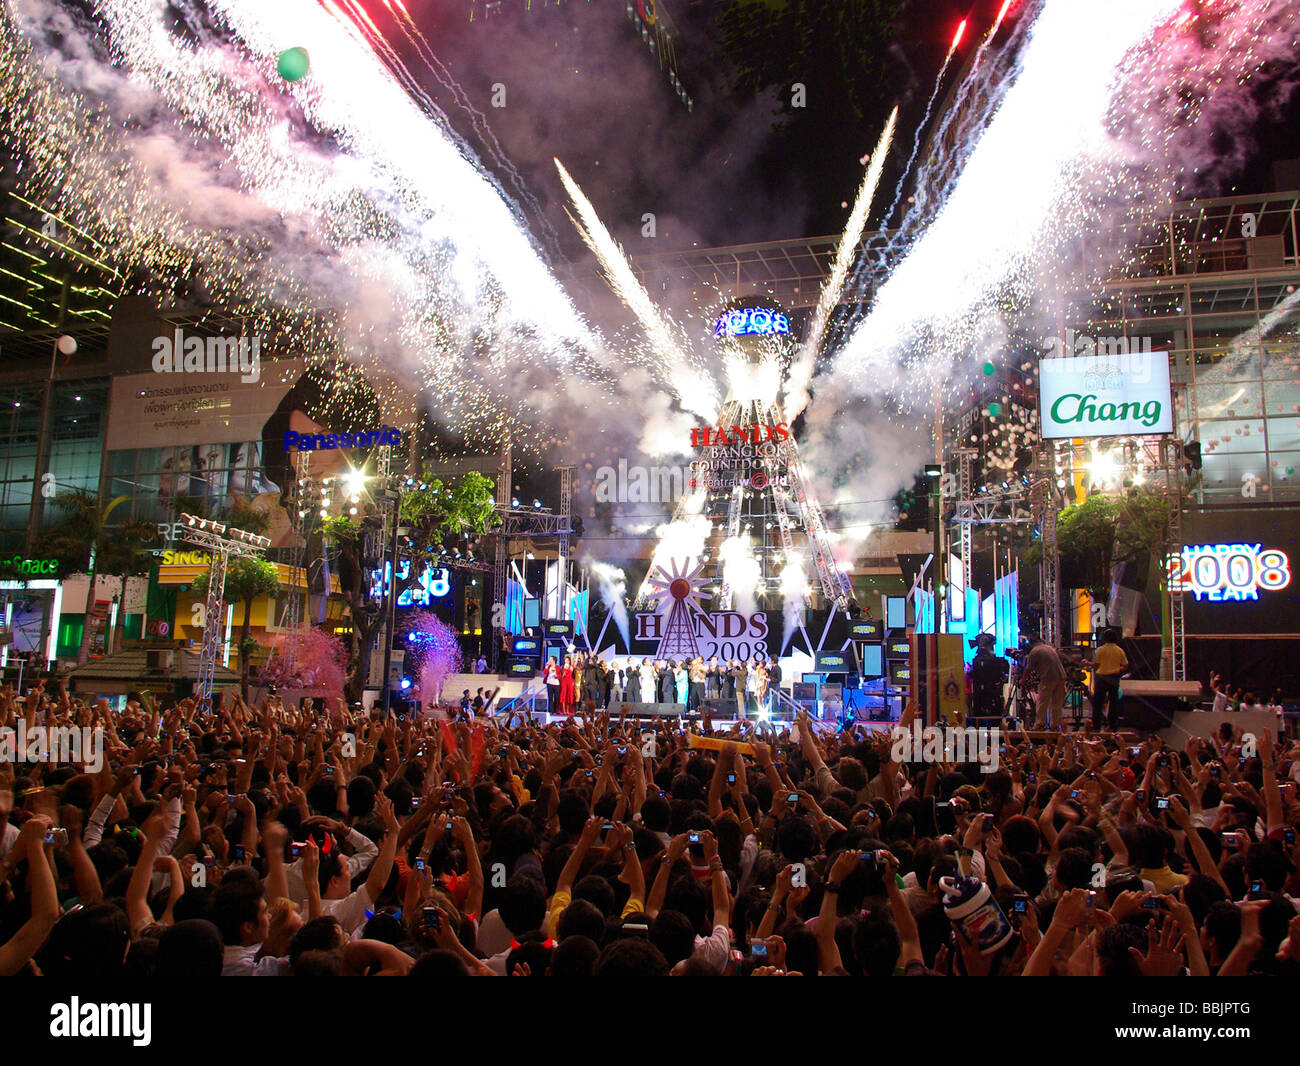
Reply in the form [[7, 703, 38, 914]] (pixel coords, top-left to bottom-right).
[[56, 335, 77, 356]]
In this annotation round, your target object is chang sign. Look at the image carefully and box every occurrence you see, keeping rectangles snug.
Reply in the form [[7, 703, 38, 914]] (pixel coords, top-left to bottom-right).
[[1039, 354, 1172, 439]]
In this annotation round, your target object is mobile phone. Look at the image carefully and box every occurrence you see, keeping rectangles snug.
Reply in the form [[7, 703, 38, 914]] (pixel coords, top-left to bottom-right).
[[688, 831, 701, 844], [1158, 754, 1170, 768], [1129, 747, 1141, 757], [983, 816, 994, 831], [727, 773, 736, 785], [1221, 832, 1238, 849], [1249, 880, 1265, 898], [1141, 896, 1161, 910], [1085, 891, 1097, 908], [585, 770, 594, 779], [1070, 790, 1081, 800], [787, 793, 799, 804], [415, 858, 426, 872], [1135, 789, 1146, 802], [290, 842, 305, 858], [411, 798, 420, 809], [444, 820, 453, 831], [1285, 829, 1296, 846], [1209, 764, 1220, 777], [422, 906, 441, 931], [324, 766, 334, 775], [602, 822, 615, 832], [750, 940, 768, 958], [44, 828, 69, 846], [1026, 773, 1037, 784], [617, 746, 627, 755], [132, 768, 140, 776], [1156, 797, 1170, 810], [232, 845, 246, 861], [1012, 896, 1029, 914]]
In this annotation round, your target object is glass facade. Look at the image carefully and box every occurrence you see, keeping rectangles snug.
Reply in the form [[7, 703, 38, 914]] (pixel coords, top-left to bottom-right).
[[1067, 193, 1300, 504], [0, 378, 108, 553], [105, 439, 281, 529]]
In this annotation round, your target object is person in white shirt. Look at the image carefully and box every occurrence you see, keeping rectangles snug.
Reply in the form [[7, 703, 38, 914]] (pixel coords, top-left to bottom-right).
[[316, 795, 401, 937], [285, 816, 379, 902]]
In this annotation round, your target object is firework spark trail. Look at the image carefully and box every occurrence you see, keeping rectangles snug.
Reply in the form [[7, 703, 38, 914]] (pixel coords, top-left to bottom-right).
[[843, 5, 1030, 328], [376, 0, 564, 262], [825, 0, 1184, 409], [784, 107, 896, 420], [875, 19, 967, 238], [555, 157, 720, 421], [0, 0, 638, 458]]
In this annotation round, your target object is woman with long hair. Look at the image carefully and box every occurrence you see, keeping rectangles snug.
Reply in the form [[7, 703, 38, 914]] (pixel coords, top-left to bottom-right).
[[559, 655, 576, 715], [746, 659, 766, 718]]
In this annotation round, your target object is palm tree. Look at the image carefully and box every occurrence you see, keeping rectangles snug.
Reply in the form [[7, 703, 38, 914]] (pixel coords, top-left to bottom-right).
[[44, 488, 158, 665]]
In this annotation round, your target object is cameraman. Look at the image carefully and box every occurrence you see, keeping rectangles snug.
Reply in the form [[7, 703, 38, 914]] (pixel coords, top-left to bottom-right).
[[969, 633, 1007, 725], [1026, 638, 1067, 730]]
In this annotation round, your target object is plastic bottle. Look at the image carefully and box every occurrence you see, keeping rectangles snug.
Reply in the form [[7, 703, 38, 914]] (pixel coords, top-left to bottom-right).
[[940, 875, 1014, 955]]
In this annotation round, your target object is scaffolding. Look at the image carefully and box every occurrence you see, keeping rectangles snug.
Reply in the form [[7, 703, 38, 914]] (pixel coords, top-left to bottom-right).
[[178, 514, 271, 700]]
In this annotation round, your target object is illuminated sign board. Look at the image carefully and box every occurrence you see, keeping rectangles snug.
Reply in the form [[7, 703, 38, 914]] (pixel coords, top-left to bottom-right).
[[714, 307, 790, 339], [814, 651, 848, 672], [0, 556, 60, 576], [1039, 354, 1172, 439], [848, 619, 883, 640], [544, 620, 574, 638], [283, 425, 401, 452], [1169, 543, 1291, 602]]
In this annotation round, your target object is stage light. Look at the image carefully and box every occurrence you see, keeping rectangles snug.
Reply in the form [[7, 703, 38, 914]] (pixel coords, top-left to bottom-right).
[[924, 464, 942, 478], [343, 469, 367, 499]]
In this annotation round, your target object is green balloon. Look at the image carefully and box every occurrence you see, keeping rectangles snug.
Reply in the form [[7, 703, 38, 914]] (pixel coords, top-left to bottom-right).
[[987, 402, 1002, 417], [982, 361, 996, 376], [277, 47, 310, 83]]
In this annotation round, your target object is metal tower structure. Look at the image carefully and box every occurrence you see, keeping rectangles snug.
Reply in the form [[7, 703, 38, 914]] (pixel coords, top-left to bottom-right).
[[640, 302, 855, 613], [179, 513, 271, 700]]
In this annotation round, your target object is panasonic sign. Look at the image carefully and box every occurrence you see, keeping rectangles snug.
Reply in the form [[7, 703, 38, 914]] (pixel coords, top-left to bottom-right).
[[1038, 353, 1173, 440]]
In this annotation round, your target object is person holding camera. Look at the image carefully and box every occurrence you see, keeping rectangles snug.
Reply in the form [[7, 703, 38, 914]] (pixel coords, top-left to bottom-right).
[[1025, 638, 1067, 730]]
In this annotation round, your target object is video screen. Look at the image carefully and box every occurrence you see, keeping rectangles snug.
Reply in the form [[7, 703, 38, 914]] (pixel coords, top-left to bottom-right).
[[857, 643, 883, 678]]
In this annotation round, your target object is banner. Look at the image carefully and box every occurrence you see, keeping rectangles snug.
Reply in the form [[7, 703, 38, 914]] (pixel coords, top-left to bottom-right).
[[106, 359, 301, 451], [1039, 353, 1172, 439]]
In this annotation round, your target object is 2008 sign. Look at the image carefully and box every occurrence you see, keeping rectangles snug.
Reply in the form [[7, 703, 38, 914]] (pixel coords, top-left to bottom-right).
[[1168, 543, 1291, 602]]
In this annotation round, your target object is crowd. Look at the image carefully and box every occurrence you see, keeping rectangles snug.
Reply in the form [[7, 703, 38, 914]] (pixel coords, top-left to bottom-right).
[[2, 675, 1299, 978], [541, 652, 781, 718]]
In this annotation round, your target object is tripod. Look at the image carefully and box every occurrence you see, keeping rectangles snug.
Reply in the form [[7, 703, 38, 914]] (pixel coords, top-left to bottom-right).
[[1062, 676, 1091, 730], [1008, 665, 1037, 728]]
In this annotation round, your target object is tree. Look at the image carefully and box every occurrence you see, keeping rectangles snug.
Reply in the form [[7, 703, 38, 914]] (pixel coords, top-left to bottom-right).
[[193, 557, 280, 700], [320, 471, 499, 702], [44, 488, 157, 665], [1027, 489, 1171, 605], [320, 514, 375, 703]]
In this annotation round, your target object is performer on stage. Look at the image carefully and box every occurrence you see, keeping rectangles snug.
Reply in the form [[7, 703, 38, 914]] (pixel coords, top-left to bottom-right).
[[559, 655, 576, 715]]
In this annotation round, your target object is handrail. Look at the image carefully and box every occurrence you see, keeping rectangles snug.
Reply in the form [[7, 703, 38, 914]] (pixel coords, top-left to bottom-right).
[[491, 681, 544, 725]]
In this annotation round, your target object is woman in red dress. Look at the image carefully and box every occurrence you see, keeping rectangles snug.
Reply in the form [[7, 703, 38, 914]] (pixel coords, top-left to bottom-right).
[[559, 655, 576, 715]]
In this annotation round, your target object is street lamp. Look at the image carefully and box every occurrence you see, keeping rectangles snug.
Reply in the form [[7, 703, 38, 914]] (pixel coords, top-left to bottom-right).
[[925, 463, 944, 629]]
